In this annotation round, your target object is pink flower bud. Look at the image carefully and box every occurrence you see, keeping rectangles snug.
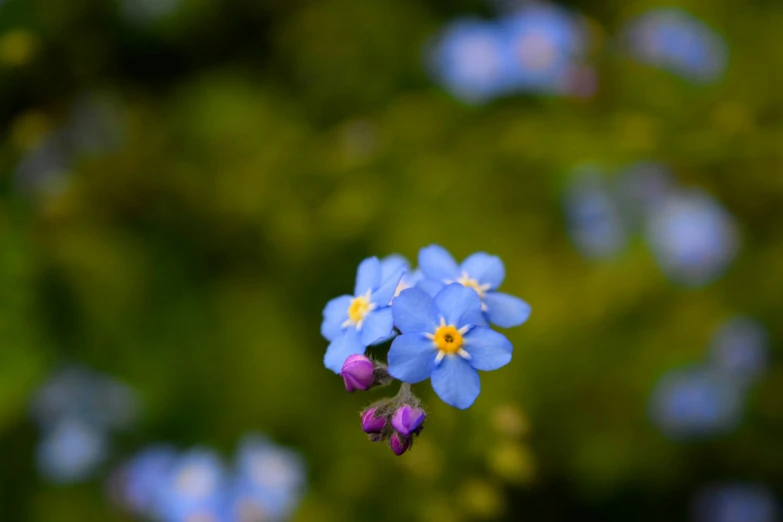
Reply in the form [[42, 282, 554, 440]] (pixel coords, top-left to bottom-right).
[[340, 355, 375, 392], [391, 405, 426, 437], [361, 408, 387, 434], [389, 432, 411, 456]]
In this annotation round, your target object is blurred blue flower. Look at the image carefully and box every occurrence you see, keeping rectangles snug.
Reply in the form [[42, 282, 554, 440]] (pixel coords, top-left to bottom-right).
[[649, 367, 743, 439], [115, 445, 178, 519], [623, 8, 728, 83], [321, 257, 405, 373], [416, 244, 531, 328], [708, 317, 769, 386], [615, 162, 675, 224], [645, 189, 739, 287], [158, 449, 225, 522], [694, 483, 779, 522], [564, 168, 628, 260], [31, 365, 139, 432], [229, 435, 306, 520], [36, 418, 108, 483], [426, 18, 512, 103], [388, 284, 513, 409], [498, 4, 587, 94]]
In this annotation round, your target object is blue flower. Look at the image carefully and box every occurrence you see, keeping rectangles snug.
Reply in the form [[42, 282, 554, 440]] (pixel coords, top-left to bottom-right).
[[416, 245, 531, 328], [623, 8, 727, 83], [645, 189, 738, 287], [157, 449, 225, 522], [36, 418, 108, 484], [228, 435, 306, 521], [694, 483, 779, 522], [387, 284, 513, 409], [427, 18, 512, 103], [117, 445, 178, 518], [498, 4, 586, 94], [649, 367, 743, 439], [321, 257, 405, 373], [564, 167, 628, 260], [709, 317, 769, 386]]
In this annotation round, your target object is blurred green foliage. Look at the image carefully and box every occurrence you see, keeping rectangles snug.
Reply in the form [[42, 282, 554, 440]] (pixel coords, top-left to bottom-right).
[[1, 0, 783, 520]]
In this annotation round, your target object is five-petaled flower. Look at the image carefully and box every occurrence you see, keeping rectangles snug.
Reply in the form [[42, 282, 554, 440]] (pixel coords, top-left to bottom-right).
[[417, 244, 531, 328], [387, 284, 514, 409], [321, 257, 405, 373]]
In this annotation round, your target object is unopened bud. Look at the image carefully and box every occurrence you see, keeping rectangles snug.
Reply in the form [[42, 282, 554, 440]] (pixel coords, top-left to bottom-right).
[[389, 432, 411, 456], [391, 405, 426, 437], [340, 355, 375, 392], [361, 408, 387, 434]]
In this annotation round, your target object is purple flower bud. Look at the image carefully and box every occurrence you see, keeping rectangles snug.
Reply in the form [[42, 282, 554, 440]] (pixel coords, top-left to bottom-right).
[[391, 405, 426, 437], [361, 408, 387, 434], [340, 355, 375, 392], [389, 433, 411, 456]]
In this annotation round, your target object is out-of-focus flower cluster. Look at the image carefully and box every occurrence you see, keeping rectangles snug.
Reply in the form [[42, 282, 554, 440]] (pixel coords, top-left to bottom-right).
[[30, 366, 139, 483], [693, 483, 779, 522], [321, 246, 531, 454], [564, 162, 739, 287], [426, 3, 726, 104], [649, 317, 768, 440], [113, 435, 306, 522]]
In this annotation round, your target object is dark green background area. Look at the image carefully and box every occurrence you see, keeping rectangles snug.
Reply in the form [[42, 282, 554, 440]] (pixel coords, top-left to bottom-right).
[[1, 0, 782, 520]]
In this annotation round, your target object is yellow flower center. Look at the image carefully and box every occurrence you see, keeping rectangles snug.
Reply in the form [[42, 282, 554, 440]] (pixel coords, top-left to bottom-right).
[[433, 325, 464, 354], [348, 295, 372, 323]]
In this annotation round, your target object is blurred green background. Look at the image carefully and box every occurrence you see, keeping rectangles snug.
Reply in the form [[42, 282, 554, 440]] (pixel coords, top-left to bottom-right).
[[1, 0, 782, 520]]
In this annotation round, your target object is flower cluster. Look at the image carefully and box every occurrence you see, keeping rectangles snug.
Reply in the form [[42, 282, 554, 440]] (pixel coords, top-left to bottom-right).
[[623, 8, 727, 84], [649, 317, 768, 440], [321, 245, 531, 454], [30, 365, 138, 483], [113, 435, 306, 522], [425, 3, 727, 105], [564, 162, 739, 287], [426, 4, 593, 103]]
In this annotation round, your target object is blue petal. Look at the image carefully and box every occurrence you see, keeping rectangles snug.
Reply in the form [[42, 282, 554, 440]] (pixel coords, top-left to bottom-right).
[[418, 244, 460, 282], [371, 266, 406, 306], [354, 257, 381, 296], [360, 308, 394, 346], [415, 278, 444, 297], [388, 334, 438, 383], [392, 287, 440, 334], [431, 356, 481, 409], [320, 295, 351, 341], [380, 254, 410, 280], [463, 327, 513, 371], [460, 252, 506, 289], [483, 292, 532, 328], [434, 283, 485, 327], [323, 329, 366, 373]]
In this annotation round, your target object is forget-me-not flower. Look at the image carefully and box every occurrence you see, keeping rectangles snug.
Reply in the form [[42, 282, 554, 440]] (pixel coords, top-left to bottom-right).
[[623, 8, 728, 83], [427, 18, 511, 104], [499, 4, 586, 94], [387, 284, 513, 409], [564, 168, 628, 260], [708, 317, 769, 386], [646, 189, 738, 287], [116, 445, 178, 519], [321, 256, 405, 372], [649, 367, 742, 439], [693, 483, 779, 522], [157, 449, 225, 522], [36, 418, 108, 484], [416, 245, 531, 328], [230, 435, 306, 521]]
